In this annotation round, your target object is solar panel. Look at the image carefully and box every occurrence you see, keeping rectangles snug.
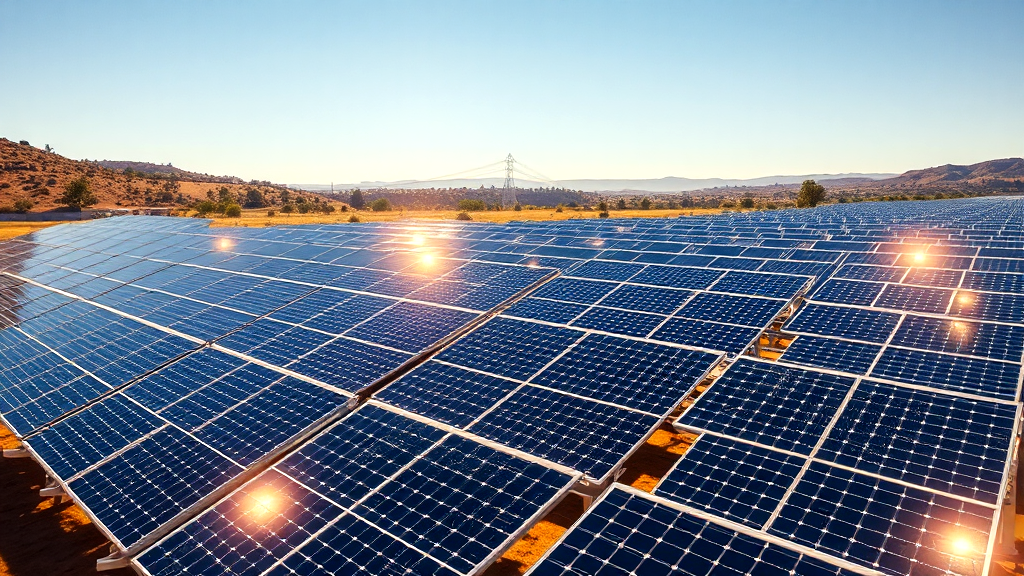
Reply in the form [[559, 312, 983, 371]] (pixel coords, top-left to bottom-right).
[[597, 284, 694, 314], [809, 279, 885, 306], [874, 284, 953, 314], [950, 290, 1024, 323], [890, 314, 1024, 362], [768, 461, 994, 576], [531, 486, 858, 576], [779, 336, 881, 375], [651, 318, 762, 354], [469, 385, 660, 481], [709, 270, 811, 299], [654, 434, 805, 528], [784, 303, 901, 343], [835, 264, 908, 283], [869, 348, 1020, 399], [815, 380, 1016, 503], [569, 306, 666, 337], [376, 361, 520, 428], [436, 317, 581, 381], [674, 292, 788, 327], [677, 359, 856, 455]]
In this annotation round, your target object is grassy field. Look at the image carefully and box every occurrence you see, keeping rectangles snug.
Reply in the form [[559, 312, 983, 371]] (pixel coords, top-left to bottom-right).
[[206, 206, 728, 228], [0, 221, 70, 240]]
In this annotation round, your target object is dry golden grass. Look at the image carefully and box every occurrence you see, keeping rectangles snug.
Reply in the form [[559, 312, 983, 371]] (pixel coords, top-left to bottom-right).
[[206, 206, 727, 228], [0, 221, 67, 240]]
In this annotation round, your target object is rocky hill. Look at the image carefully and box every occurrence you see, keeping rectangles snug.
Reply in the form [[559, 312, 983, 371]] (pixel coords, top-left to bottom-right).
[[0, 139, 313, 212]]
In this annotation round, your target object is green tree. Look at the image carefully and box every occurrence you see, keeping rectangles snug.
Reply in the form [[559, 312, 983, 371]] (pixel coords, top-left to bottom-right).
[[217, 186, 234, 205], [224, 204, 242, 217], [640, 198, 652, 210], [59, 177, 98, 209], [740, 197, 755, 209], [370, 197, 392, 212], [280, 189, 291, 204], [797, 180, 826, 207], [513, 202, 522, 212], [244, 187, 268, 208], [457, 199, 487, 211], [350, 189, 365, 210], [281, 204, 295, 214], [194, 200, 218, 216], [597, 201, 609, 212], [616, 198, 627, 210]]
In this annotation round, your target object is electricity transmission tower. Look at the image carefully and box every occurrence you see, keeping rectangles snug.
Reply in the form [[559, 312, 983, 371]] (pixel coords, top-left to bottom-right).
[[502, 153, 517, 208]]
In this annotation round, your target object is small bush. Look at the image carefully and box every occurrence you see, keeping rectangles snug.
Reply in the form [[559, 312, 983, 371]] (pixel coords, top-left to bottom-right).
[[598, 211, 610, 218], [455, 211, 473, 221], [224, 204, 242, 217], [513, 203, 522, 212], [267, 209, 276, 217], [194, 200, 218, 216], [13, 198, 33, 213], [348, 214, 360, 223], [370, 198, 392, 212], [555, 205, 564, 213], [281, 204, 295, 213], [740, 197, 755, 209], [457, 199, 487, 211]]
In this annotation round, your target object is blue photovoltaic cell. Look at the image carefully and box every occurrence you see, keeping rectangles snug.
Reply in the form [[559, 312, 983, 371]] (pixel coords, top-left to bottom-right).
[[950, 291, 1024, 323], [651, 318, 761, 354], [376, 361, 520, 428], [674, 292, 786, 327], [352, 434, 574, 574], [345, 301, 477, 353], [266, 514, 460, 576], [654, 435, 805, 528], [531, 333, 720, 414], [710, 256, 765, 271], [677, 359, 856, 454], [874, 284, 953, 314], [68, 427, 243, 548], [569, 307, 666, 338], [784, 303, 901, 343], [835, 264, 908, 283], [136, 470, 343, 576], [902, 267, 964, 289], [710, 271, 810, 299], [566, 260, 644, 281], [890, 315, 1024, 362], [470, 386, 660, 480], [809, 279, 884, 306], [437, 317, 580, 381], [532, 487, 856, 576], [768, 462, 994, 576], [869, 348, 1020, 399], [502, 297, 588, 324], [629, 265, 723, 290], [817, 381, 1015, 503], [962, 271, 1024, 294], [277, 405, 446, 508], [26, 394, 163, 479], [530, 277, 617, 305], [779, 336, 881, 375], [598, 284, 693, 314], [289, 338, 412, 392]]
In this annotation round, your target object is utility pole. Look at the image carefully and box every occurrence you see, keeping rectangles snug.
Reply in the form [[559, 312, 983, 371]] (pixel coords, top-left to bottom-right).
[[502, 153, 517, 208]]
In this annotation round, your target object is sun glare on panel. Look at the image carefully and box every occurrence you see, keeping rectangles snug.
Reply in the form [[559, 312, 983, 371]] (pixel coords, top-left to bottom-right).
[[411, 234, 426, 246], [913, 252, 925, 263], [958, 293, 975, 306], [421, 253, 435, 266], [216, 238, 234, 251], [247, 490, 279, 521]]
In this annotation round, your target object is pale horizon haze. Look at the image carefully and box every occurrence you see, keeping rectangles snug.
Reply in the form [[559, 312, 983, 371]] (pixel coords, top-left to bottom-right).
[[1, 0, 1022, 184]]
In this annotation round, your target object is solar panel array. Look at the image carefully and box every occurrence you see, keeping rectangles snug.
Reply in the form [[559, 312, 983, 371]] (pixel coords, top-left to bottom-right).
[[0, 195, 1020, 576], [534, 197, 1024, 576]]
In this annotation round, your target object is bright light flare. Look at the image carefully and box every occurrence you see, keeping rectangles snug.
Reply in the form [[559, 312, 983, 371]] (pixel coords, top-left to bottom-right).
[[216, 238, 233, 251], [420, 254, 435, 266], [951, 537, 972, 556], [248, 490, 278, 520], [958, 293, 975, 306], [410, 234, 426, 246], [913, 252, 925, 263]]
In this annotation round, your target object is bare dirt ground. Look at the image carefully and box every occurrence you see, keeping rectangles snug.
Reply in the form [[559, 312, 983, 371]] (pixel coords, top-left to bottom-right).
[[0, 222, 64, 241]]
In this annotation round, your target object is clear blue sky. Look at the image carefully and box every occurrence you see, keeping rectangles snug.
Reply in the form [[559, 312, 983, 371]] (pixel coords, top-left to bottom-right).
[[2, 1, 1021, 184]]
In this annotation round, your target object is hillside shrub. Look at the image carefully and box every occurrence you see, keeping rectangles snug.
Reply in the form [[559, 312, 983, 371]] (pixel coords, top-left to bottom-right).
[[457, 199, 487, 211], [455, 211, 472, 221], [224, 204, 242, 217], [370, 198, 392, 212]]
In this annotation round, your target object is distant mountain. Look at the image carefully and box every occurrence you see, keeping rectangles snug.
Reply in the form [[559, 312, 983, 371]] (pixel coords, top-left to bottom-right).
[[302, 172, 897, 194], [876, 158, 1024, 187]]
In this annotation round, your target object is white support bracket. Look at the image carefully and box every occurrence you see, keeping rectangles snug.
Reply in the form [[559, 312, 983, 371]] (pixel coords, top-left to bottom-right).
[[40, 486, 67, 499], [3, 447, 30, 458], [97, 545, 129, 572]]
